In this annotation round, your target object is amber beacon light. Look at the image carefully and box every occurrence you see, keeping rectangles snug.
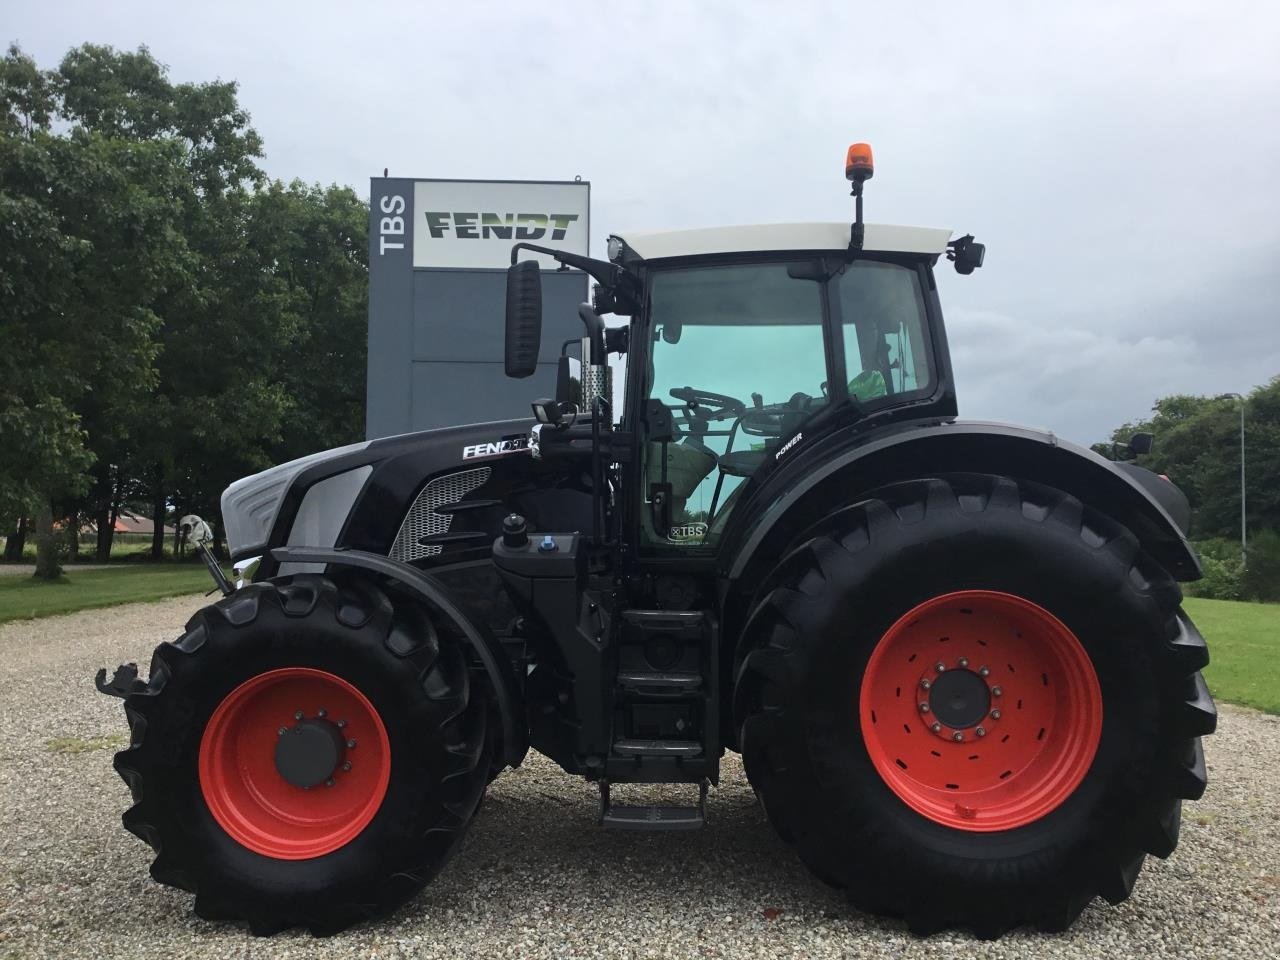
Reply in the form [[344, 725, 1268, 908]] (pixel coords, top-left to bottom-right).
[[845, 142, 874, 182]]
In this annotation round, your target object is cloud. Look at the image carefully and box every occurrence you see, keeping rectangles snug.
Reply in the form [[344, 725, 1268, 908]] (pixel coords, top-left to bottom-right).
[[8, 0, 1279, 443]]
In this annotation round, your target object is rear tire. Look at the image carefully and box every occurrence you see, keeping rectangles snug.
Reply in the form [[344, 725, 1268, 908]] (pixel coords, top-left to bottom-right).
[[733, 475, 1216, 937], [112, 574, 492, 935]]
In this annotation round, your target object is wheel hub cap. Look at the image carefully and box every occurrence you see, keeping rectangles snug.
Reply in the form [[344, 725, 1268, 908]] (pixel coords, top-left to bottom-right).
[[928, 668, 991, 729], [274, 717, 348, 789]]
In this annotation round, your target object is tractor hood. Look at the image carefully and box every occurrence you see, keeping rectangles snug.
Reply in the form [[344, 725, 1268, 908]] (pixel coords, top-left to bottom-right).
[[218, 419, 582, 565]]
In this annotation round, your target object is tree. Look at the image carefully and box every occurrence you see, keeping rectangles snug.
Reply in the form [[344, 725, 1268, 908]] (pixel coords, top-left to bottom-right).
[[1096, 378, 1280, 543], [3, 44, 204, 576], [4, 44, 371, 570], [49, 44, 272, 559]]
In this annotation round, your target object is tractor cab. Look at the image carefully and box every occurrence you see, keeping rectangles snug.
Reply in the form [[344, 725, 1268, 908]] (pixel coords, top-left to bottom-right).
[[504, 144, 984, 556]]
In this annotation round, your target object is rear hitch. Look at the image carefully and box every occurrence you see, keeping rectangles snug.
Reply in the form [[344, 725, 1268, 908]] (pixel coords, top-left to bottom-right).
[[95, 662, 146, 700]]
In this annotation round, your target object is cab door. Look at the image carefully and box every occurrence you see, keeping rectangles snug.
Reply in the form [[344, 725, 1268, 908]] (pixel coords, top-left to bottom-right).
[[631, 260, 838, 552]]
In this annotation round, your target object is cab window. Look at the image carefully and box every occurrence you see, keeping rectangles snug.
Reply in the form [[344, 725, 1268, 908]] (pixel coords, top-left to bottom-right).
[[642, 263, 829, 548], [839, 260, 932, 403]]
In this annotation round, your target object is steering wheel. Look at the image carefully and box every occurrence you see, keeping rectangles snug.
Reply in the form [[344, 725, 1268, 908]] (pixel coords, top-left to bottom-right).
[[668, 386, 746, 422]]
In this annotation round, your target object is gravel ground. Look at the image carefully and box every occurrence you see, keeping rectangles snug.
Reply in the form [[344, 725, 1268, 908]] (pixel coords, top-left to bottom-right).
[[0, 595, 1276, 960]]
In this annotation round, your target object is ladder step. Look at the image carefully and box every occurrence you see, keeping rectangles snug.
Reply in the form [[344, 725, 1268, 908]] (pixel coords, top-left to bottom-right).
[[617, 671, 702, 697], [621, 609, 706, 630], [602, 804, 704, 831], [599, 779, 708, 831], [613, 738, 703, 758]]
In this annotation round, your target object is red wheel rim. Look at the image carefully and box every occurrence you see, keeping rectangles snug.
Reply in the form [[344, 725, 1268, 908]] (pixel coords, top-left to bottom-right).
[[859, 590, 1102, 832], [198, 667, 391, 859]]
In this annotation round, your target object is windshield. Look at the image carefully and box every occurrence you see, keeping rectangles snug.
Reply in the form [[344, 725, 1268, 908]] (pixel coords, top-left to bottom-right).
[[639, 258, 934, 550]]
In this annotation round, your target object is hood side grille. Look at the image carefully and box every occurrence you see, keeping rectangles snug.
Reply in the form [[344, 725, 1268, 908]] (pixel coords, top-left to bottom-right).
[[388, 467, 492, 562]]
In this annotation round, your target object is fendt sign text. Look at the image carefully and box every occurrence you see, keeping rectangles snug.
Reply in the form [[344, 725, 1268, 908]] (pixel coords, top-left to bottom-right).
[[412, 180, 589, 270]]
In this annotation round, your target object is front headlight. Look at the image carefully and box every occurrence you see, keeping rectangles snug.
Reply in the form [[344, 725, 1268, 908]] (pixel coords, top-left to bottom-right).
[[220, 440, 371, 558]]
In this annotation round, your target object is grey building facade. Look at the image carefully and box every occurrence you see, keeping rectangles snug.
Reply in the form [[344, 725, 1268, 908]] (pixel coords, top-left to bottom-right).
[[366, 177, 590, 438]]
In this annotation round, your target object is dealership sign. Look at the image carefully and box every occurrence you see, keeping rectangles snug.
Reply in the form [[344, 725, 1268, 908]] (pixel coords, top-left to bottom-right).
[[411, 179, 589, 270]]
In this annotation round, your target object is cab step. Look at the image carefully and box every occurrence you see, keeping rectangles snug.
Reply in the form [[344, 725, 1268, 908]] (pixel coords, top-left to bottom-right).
[[616, 671, 702, 697], [613, 738, 702, 758], [599, 780, 708, 831]]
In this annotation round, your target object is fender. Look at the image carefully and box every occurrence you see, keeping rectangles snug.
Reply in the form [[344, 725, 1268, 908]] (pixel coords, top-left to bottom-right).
[[723, 420, 1202, 589], [270, 545, 528, 769]]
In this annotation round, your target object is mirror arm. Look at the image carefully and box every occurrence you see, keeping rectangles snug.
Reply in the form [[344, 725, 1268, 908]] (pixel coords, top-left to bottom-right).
[[509, 242, 615, 285]]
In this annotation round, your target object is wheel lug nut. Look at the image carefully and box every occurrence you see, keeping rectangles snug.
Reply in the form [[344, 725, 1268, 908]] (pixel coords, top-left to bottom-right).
[[930, 722, 942, 733], [952, 732, 964, 742], [976, 726, 987, 737], [990, 709, 1002, 720], [958, 657, 969, 668], [978, 666, 990, 677], [347, 739, 357, 749], [294, 711, 304, 721], [919, 678, 931, 690], [342, 761, 352, 772], [919, 703, 930, 713], [935, 662, 946, 673], [337, 720, 348, 729], [325, 778, 335, 788], [317, 708, 327, 718], [277, 727, 287, 736], [991, 686, 1003, 698]]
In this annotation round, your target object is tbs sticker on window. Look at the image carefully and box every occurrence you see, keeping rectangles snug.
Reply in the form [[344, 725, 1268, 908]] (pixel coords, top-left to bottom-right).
[[668, 522, 708, 543]]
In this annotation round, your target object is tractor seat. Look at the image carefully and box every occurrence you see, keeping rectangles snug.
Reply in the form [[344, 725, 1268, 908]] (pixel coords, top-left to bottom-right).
[[718, 449, 769, 477]]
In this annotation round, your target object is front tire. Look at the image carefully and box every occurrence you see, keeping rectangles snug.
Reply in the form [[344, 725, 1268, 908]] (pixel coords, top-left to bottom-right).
[[112, 574, 492, 935], [733, 475, 1216, 937]]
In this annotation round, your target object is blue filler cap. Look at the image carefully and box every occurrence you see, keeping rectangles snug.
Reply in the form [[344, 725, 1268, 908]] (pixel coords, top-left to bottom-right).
[[538, 535, 558, 553]]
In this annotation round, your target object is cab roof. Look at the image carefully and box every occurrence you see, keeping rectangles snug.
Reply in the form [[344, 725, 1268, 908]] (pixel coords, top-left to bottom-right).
[[611, 222, 953, 262]]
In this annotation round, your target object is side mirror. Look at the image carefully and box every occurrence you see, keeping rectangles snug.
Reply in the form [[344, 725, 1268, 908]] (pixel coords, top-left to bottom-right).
[[947, 234, 986, 275], [505, 260, 542, 378], [1128, 432, 1154, 456]]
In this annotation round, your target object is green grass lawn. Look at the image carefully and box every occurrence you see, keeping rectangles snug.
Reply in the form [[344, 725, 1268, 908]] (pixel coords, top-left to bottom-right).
[[1184, 596, 1280, 714], [0, 564, 213, 624]]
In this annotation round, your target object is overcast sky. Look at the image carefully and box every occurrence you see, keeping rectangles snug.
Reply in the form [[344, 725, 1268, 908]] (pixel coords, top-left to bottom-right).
[[9, 1, 1279, 444]]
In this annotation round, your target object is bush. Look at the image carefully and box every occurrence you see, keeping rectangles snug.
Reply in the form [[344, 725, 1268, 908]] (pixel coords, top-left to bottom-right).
[[1243, 528, 1280, 602], [1187, 553, 1245, 601]]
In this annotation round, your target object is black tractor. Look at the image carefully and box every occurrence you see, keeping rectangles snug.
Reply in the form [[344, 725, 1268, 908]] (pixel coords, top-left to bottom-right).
[[99, 143, 1215, 938]]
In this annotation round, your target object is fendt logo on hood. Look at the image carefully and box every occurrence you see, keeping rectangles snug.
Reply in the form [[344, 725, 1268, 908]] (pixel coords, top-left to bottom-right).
[[424, 212, 579, 242]]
